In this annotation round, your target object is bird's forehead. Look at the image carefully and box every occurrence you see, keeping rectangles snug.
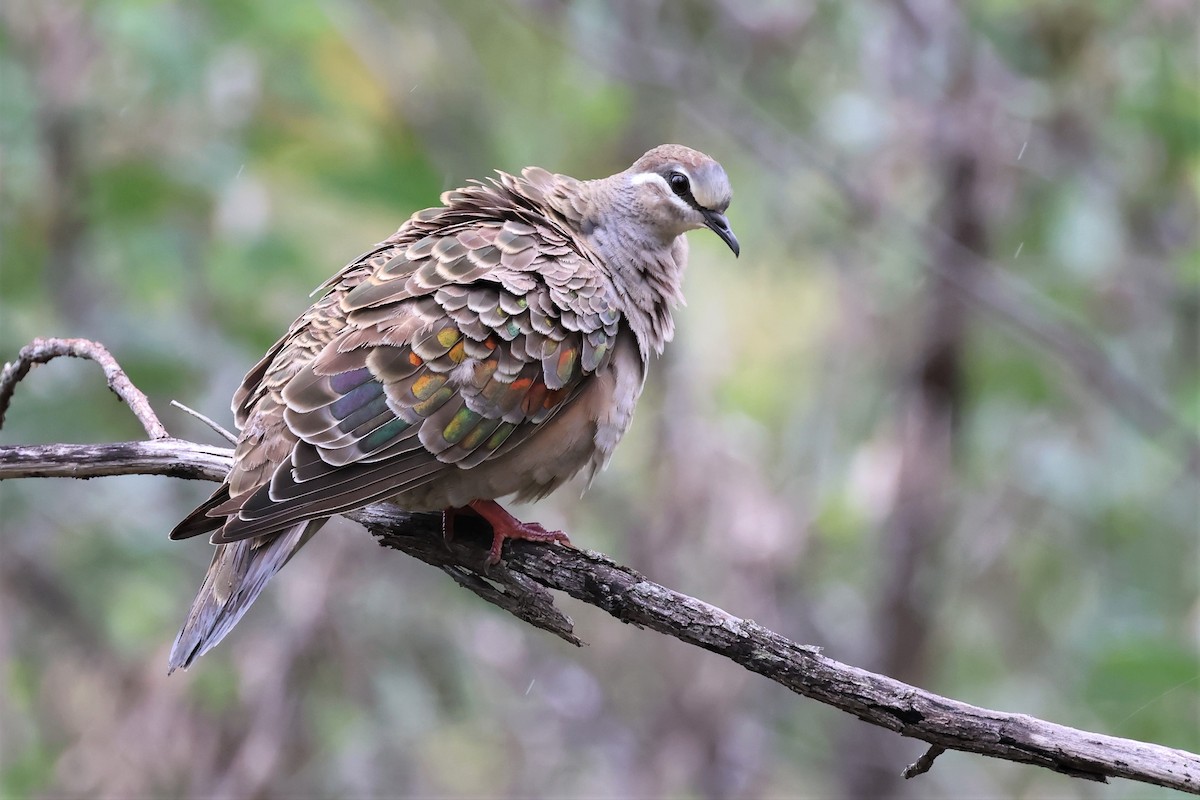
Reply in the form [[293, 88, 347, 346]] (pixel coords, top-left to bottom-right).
[[632, 144, 711, 175]]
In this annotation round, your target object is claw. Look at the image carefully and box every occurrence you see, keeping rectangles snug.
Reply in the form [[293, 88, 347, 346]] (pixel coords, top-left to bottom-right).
[[466, 499, 573, 565]]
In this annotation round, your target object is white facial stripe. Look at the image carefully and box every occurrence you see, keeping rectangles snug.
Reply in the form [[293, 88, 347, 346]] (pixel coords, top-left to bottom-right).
[[631, 170, 695, 214], [631, 172, 672, 190], [665, 193, 692, 213], [631, 170, 698, 218]]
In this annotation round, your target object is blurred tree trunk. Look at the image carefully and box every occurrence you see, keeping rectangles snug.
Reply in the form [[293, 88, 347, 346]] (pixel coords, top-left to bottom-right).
[[836, 22, 989, 799], [5, 1, 100, 324]]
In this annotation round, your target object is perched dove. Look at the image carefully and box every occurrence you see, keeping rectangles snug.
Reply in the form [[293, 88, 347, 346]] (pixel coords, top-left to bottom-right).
[[168, 144, 738, 671]]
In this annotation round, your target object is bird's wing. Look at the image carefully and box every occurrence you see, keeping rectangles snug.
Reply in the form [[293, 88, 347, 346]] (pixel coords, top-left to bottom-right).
[[176, 205, 621, 545]]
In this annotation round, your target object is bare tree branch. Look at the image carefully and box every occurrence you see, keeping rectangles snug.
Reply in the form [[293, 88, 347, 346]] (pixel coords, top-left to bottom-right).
[[0, 337, 169, 439], [2, 436, 1198, 792], [0, 438, 230, 482], [2, 339, 1197, 793]]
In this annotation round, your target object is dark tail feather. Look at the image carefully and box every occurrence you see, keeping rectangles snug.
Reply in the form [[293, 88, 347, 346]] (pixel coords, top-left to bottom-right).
[[170, 485, 232, 540], [167, 519, 324, 673]]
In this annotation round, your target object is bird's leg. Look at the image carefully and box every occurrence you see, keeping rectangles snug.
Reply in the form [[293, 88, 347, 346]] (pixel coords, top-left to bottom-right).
[[466, 499, 573, 565]]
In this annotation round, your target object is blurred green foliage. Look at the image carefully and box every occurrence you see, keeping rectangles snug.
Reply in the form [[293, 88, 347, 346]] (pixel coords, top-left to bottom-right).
[[1, 0, 1196, 797]]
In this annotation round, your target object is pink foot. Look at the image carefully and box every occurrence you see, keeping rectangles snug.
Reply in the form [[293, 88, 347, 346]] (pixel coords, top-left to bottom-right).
[[466, 499, 573, 564]]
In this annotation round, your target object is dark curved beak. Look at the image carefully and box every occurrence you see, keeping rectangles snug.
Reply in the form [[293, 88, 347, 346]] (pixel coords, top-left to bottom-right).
[[702, 210, 740, 257]]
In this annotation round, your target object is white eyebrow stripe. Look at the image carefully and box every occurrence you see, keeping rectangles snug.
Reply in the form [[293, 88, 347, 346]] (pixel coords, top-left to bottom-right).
[[631, 172, 672, 190]]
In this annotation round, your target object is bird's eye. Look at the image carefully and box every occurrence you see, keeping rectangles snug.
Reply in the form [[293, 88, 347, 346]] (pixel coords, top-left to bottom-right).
[[667, 172, 690, 196]]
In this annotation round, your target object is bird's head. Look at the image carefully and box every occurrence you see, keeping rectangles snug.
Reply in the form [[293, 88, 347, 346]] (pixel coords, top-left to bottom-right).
[[624, 144, 739, 257]]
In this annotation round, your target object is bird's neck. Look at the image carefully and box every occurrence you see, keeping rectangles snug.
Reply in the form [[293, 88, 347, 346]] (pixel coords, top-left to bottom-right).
[[566, 178, 689, 360]]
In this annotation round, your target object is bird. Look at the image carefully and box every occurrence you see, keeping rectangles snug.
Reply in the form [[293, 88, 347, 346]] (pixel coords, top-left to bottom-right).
[[167, 144, 739, 671]]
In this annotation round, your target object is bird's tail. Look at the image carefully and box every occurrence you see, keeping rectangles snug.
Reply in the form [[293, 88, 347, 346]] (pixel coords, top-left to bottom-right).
[[168, 519, 324, 673]]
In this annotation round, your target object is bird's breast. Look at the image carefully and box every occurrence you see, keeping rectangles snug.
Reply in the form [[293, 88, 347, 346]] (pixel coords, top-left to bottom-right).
[[389, 327, 645, 511]]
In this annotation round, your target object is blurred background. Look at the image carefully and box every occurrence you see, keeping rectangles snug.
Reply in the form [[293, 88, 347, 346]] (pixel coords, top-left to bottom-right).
[[1, 0, 1197, 797]]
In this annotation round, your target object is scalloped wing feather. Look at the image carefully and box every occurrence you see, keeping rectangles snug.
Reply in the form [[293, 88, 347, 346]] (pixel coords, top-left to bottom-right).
[[201, 186, 621, 545]]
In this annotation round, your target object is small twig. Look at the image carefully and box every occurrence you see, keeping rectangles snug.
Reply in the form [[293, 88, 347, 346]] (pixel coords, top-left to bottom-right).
[[171, 400, 237, 444], [903, 744, 946, 778], [0, 337, 168, 439]]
